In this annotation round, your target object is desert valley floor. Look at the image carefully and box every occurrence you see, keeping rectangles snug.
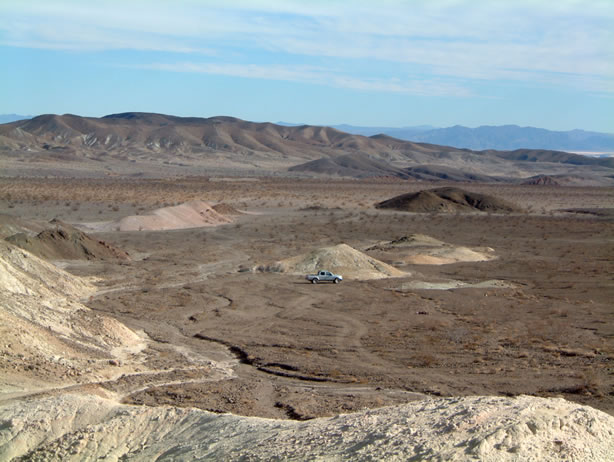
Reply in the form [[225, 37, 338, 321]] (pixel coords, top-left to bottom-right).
[[1, 177, 613, 459]]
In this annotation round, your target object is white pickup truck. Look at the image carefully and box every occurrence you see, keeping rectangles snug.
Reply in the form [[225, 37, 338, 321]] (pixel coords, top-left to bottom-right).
[[306, 270, 343, 284]]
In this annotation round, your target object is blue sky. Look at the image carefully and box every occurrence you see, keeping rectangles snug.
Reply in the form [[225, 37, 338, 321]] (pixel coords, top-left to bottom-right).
[[1, 0, 613, 131]]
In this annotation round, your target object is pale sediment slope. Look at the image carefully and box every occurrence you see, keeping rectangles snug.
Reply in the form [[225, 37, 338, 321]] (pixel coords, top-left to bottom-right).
[[404, 247, 492, 265], [400, 279, 517, 291], [87, 200, 232, 232], [0, 242, 144, 394], [260, 243, 407, 280], [367, 234, 496, 265], [2, 393, 613, 461]]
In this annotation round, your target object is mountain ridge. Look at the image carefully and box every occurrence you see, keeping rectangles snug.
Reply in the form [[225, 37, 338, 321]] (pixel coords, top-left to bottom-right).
[[0, 112, 469, 163], [4, 114, 612, 152], [1, 112, 613, 182]]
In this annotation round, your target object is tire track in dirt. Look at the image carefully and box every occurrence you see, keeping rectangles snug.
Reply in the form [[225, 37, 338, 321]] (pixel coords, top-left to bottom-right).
[[92, 251, 248, 297], [285, 284, 402, 375]]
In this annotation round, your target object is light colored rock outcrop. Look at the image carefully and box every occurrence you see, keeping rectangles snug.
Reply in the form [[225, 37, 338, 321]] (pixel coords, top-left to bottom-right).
[[0, 242, 144, 394], [1, 393, 613, 461]]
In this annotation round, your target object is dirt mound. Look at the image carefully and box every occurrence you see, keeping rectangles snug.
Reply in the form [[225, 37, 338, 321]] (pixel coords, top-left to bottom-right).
[[212, 202, 244, 215], [92, 200, 232, 232], [375, 187, 522, 213], [2, 393, 613, 461], [522, 174, 561, 185], [261, 243, 407, 280], [6, 219, 129, 260], [0, 241, 144, 393], [367, 234, 496, 265]]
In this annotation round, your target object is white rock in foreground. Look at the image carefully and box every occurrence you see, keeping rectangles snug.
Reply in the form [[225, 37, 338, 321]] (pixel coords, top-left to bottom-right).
[[1, 393, 613, 461]]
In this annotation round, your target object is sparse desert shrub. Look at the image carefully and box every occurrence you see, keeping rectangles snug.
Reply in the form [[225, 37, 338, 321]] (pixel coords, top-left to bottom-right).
[[420, 318, 451, 332], [562, 371, 603, 397], [549, 307, 569, 318], [412, 352, 438, 367], [255, 262, 285, 273]]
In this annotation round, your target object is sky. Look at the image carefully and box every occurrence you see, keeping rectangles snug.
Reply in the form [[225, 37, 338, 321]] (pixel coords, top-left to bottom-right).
[[1, 0, 613, 132]]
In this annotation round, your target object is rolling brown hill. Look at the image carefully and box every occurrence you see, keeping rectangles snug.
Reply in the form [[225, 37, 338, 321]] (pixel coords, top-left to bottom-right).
[[375, 187, 522, 213], [0, 112, 450, 161], [521, 175, 561, 186], [487, 148, 614, 169], [1, 112, 613, 182]]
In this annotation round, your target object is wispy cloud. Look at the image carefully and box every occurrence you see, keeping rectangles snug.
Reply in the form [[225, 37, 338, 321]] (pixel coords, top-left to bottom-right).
[[132, 61, 473, 97], [1, 0, 612, 93]]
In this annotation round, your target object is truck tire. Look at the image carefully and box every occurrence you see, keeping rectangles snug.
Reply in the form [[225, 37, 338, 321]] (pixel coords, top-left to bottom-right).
[[312, 278, 318, 284], [334, 278, 340, 284]]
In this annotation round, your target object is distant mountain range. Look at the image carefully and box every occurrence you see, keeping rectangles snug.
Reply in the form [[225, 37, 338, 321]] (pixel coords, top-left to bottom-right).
[[1, 112, 613, 184], [328, 124, 614, 153], [330, 124, 436, 139], [5, 115, 613, 152]]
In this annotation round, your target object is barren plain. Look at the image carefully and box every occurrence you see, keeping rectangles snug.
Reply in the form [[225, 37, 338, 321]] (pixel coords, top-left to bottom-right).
[[1, 177, 613, 419]]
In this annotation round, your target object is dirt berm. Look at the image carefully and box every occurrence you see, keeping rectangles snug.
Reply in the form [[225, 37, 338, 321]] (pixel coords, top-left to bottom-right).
[[375, 187, 522, 213]]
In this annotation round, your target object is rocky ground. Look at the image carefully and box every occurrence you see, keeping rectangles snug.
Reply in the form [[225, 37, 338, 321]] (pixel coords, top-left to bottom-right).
[[1, 178, 613, 459]]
